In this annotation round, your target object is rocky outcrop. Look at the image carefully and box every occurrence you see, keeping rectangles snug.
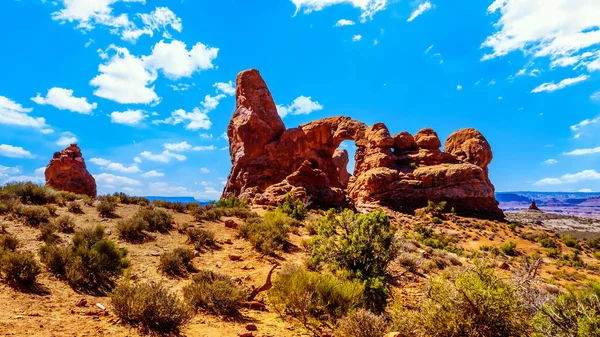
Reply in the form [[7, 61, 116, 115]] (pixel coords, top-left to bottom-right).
[[45, 144, 97, 198], [529, 201, 541, 211], [222, 69, 503, 218]]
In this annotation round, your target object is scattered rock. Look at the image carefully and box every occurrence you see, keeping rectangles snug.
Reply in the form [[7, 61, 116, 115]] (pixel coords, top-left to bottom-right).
[[95, 303, 106, 311], [245, 323, 258, 331], [224, 238, 233, 245], [224, 219, 238, 229], [104, 229, 111, 235], [44, 144, 97, 198], [222, 69, 502, 218], [238, 332, 253, 337], [76, 298, 87, 307], [150, 251, 160, 257], [229, 254, 242, 261], [216, 262, 222, 268], [498, 262, 510, 270], [242, 265, 254, 270]]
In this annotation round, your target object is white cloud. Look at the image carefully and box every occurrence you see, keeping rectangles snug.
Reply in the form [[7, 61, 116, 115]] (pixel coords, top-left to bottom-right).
[[292, 0, 388, 22], [140, 150, 186, 163], [531, 75, 589, 93], [106, 162, 141, 173], [352, 34, 362, 42], [147, 181, 221, 200], [564, 146, 600, 156], [200, 167, 210, 173], [169, 83, 193, 91], [34, 167, 45, 176], [535, 169, 600, 185], [277, 96, 323, 118], [334, 19, 355, 27], [90, 158, 111, 166], [543, 159, 558, 165], [163, 141, 191, 152], [482, 0, 600, 77], [110, 109, 148, 125], [571, 116, 600, 131], [0, 95, 49, 131], [133, 156, 142, 163], [199, 133, 213, 140], [94, 172, 142, 186], [90, 45, 159, 104], [0, 165, 21, 177], [3, 175, 44, 184], [31, 88, 97, 114], [213, 81, 235, 95], [456, 85, 463, 91], [152, 108, 211, 130], [192, 145, 216, 151], [407, 1, 433, 22], [122, 7, 182, 42], [579, 188, 593, 192], [141, 170, 164, 178], [144, 40, 218, 79], [425, 45, 434, 54], [0, 144, 33, 158], [51, 0, 140, 31], [574, 132, 582, 139], [56, 132, 78, 146]]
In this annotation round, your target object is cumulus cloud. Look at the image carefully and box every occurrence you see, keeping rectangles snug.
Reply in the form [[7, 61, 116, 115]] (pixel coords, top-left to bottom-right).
[[31, 88, 97, 114], [0, 144, 33, 158], [56, 132, 78, 146], [0, 95, 50, 131], [564, 146, 600, 156], [94, 172, 142, 186], [213, 81, 235, 95], [122, 7, 183, 42], [543, 159, 558, 165], [144, 40, 218, 79], [277, 96, 323, 118], [334, 19, 355, 27], [147, 181, 221, 200], [535, 169, 600, 185], [90, 45, 159, 104], [89, 157, 140, 173], [291, 0, 388, 22], [110, 109, 148, 125], [531, 75, 589, 93], [579, 188, 593, 193], [141, 170, 164, 178], [0, 165, 21, 177], [140, 150, 186, 163], [352, 34, 362, 42], [163, 141, 192, 152], [571, 116, 600, 131], [200, 167, 210, 173], [407, 1, 433, 22], [192, 145, 216, 151]]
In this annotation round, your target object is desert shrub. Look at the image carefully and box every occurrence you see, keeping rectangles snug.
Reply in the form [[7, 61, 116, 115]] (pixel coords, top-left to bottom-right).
[[337, 309, 387, 337], [0, 234, 19, 252], [397, 252, 419, 271], [54, 214, 76, 233], [55, 190, 81, 202], [508, 222, 519, 231], [67, 201, 83, 214], [414, 223, 459, 253], [98, 194, 120, 204], [277, 193, 307, 220], [221, 206, 256, 219], [1, 182, 55, 205], [183, 269, 246, 316], [16, 205, 51, 226], [310, 209, 398, 312], [430, 216, 443, 224], [111, 282, 192, 334], [186, 228, 216, 250], [45, 204, 57, 216], [239, 210, 292, 255], [0, 250, 41, 286], [116, 216, 148, 243], [586, 237, 600, 250], [500, 241, 518, 256], [545, 247, 562, 258], [216, 196, 247, 208], [560, 251, 585, 268], [0, 194, 19, 214], [595, 252, 600, 260], [152, 200, 186, 213], [96, 200, 117, 218], [269, 264, 364, 332], [425, 200, 447, 217], [561, 235, 580, 249], [193, 207, 223, 222], [159, 248, 195, 277], [539, 235, 558, 249], [39, 223, 59, 244], [532, 281, 600, 337], [136, 208, 173, 232], [392, 262, 530, 337], [40, 225, 128, 291], [111, 192, 149, 205]]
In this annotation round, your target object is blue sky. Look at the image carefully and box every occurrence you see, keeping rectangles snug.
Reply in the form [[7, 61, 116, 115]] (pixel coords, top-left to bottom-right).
[[1, 0, 600, 199]]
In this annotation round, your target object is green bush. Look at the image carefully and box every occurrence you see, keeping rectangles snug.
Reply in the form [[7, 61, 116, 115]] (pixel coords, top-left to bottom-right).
[[533, 281, 600, 337], [0, 250, 41, 286], [183, 270, 246, 316], [96, 200, 117, 218], [54, 214, 76, 233], [45, 204, 57, 216], [16, 205, 51, 226], [392, 262, 530, 337], [277, 193, 307, 220], [40, 225, 128, 291], [336, 309, 387, 337], [239, 210, 292, 255], [152, 200, 186, 213], [425, 200, 447, 217], [1, 182, 55, 205], [111, 282, 192, 333], [545, 247, 562, 258], [561, 235, 580, 249], [269, 264, 364, 332], [500, 241, 518, 256], [159, 248, 196, 277], [136, 208, 173, 232], [586, 237, 600, 250], [310, 209, 398, 312], [67, 201, 84, 214], [116, 216, 149, 243], [39, 223, 59, 244], [0, 234, 19, 252], [186, 228, 216, 251], [216, 196, 247, 208], [539, 235, 557, 249]]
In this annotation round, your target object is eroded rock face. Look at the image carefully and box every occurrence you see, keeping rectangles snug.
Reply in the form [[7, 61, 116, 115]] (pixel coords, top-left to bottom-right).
[[45, 144, 97, 198], [222, 69, 503, 218]]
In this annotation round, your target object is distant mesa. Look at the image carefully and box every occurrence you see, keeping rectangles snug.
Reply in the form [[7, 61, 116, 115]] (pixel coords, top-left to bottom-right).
[[45, 144, 97, 198], [222, 69, 503, 219]]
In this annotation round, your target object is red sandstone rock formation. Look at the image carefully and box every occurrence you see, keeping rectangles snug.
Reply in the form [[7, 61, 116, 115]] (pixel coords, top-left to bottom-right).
[[45, 144, 97, 198], [222, 69, 503, 218]]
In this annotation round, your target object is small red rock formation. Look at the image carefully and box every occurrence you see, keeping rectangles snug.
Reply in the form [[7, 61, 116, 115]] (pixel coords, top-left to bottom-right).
[[222, 69, 503, 218], [45, 144, 97, 198], [529, 201, 541, 211]]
